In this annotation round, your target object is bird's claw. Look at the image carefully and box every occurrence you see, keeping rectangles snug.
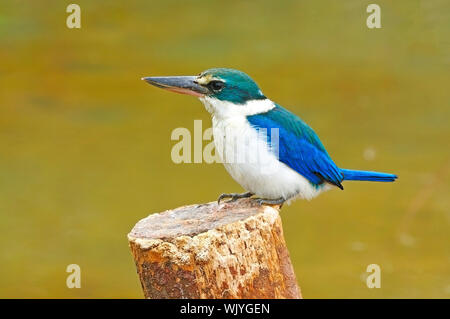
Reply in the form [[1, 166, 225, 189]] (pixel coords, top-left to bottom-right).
[[255, 197, 286, 206], [217, 192, 254, 204]]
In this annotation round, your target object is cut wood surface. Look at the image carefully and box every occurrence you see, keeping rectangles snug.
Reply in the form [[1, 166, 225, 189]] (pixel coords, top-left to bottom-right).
[[128, 198, 301, 299]]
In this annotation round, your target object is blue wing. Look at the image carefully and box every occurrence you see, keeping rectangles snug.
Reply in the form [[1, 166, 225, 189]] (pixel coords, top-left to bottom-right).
[[247, 104, 344, 189]]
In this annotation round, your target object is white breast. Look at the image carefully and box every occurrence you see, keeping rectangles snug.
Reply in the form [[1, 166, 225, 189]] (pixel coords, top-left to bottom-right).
[[199, 97, 327, 201]]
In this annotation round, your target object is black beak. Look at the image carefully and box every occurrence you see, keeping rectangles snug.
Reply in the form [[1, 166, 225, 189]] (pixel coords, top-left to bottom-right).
[[142, 76, 209, 97]]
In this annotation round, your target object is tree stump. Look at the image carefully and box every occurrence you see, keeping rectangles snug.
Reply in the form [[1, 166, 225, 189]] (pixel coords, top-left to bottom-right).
[[128, 198, 301, 299]]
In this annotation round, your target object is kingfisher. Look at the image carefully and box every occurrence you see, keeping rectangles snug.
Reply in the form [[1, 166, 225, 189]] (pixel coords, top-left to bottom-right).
[[143, 68, 397, 206]]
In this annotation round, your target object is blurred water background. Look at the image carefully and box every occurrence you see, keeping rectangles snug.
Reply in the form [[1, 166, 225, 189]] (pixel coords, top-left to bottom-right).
[[0, 0, 449, 298]]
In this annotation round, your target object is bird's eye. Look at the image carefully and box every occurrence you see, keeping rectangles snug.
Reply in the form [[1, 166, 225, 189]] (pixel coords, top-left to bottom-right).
[[208, 81, 224, 92]]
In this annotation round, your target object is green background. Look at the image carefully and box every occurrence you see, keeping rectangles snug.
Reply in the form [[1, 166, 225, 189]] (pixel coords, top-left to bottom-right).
[[0, 0, 449, 298]]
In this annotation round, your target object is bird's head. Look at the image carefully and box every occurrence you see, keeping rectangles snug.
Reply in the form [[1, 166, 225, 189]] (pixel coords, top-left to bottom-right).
[[143, 68, 274, 117]]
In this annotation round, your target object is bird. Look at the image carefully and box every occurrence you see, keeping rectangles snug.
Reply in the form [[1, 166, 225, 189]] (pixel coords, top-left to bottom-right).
[[142, 68, 397, 206]]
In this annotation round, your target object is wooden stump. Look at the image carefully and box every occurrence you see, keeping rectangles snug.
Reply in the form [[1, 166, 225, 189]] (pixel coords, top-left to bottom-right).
[[128, 198, 301, 299]]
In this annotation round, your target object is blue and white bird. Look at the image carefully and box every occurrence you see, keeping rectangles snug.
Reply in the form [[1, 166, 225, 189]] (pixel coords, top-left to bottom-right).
[[143, 68, 397, 206]]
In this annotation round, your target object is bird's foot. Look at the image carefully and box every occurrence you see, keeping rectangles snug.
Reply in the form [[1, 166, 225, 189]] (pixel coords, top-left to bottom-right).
[[255, 197, 285, 207], [217, 191, 254, 204]]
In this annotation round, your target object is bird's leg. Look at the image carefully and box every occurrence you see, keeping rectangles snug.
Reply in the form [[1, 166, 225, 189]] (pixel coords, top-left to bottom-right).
[[255, 197, 286, 207], [217, 191, 254, 204]]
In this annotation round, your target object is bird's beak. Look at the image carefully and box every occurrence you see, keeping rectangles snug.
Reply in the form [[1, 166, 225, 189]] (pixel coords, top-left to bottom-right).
[[142, 76, 209, 97]]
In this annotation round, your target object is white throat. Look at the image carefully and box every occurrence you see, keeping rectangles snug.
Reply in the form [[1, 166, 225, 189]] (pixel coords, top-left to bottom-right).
[[198, 96, 276, 119]]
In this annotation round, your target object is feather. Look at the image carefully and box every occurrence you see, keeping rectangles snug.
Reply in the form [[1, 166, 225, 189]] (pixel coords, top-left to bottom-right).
[[247, 104, 344, 189]]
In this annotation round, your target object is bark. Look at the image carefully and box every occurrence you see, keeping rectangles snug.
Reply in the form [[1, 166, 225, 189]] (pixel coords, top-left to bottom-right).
[[128, 198, 301, 299]]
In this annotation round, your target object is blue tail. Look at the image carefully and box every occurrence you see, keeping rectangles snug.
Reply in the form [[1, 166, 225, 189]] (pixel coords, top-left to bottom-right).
[[340, 168, 397, 182]]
